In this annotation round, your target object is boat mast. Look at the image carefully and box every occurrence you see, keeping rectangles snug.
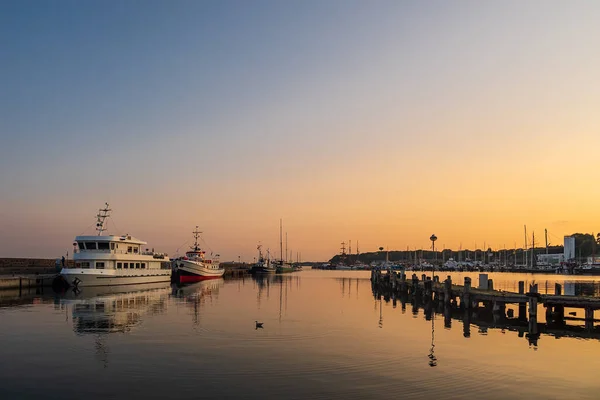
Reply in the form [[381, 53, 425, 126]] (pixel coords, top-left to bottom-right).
[[531, 231, 535, 268], [545, 229, 549, 255], [524, 225, 528, 267], [192, 226, 202, 252], [95, 203, 111, 236], [280, 219, 283, 264]]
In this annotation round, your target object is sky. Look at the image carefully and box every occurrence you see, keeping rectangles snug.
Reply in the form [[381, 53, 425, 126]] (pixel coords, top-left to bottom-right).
[[1, 1, 599, 262]]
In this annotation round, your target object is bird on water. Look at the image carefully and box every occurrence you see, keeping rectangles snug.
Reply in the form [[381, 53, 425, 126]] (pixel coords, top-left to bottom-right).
[[255, 321, 264, 329]]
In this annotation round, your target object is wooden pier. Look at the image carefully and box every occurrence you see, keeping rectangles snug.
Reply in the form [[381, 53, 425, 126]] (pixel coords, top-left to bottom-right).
[[371, 269, 600, 338]]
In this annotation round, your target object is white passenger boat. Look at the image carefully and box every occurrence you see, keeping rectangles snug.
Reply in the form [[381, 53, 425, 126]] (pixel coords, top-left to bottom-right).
[[173, 227, 224, 282], [59, 203, 171, 288]]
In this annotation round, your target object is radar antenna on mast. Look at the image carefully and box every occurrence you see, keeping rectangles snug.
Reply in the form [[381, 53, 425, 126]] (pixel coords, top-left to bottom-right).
[[95, 203, 111, 236]]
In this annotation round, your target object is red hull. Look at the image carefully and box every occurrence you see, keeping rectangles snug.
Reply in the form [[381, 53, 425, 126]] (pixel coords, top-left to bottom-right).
[[179, 275, 222, 283]]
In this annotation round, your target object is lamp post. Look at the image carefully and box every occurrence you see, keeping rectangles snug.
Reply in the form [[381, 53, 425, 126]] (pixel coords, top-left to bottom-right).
[[430, 234, 437, 278]]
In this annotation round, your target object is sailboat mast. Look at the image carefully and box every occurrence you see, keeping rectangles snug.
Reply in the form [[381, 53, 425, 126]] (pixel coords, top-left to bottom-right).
[[285, 231, 288, 263], [545, 229, 548, 255], [531, 231, 535, 267], [280, 219, 283, 263], [524, 225, 528, 267]]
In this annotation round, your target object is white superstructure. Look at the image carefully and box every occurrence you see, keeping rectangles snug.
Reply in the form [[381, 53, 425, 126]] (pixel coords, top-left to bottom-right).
[[60, 203, 171, 288]]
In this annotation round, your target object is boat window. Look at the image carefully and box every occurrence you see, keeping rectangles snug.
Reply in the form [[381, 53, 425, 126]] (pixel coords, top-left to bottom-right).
[[111, 243, 115, 250], [96, 262, 105, 269], [117, 262, 122, 269], [141, 263, 146, 269], [77, 242, 84, 250], [124, 263, 129, 269], [85, 242, 97, 250], [98, 242, 110, 250], [135, 263, 140, 269], [133, 247, 139, 254], [127, 246, 133, 253], [80, 262, 90, 269]]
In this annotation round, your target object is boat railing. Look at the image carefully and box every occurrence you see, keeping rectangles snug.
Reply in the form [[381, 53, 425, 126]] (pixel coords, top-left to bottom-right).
[[73, 249, 166, 257]]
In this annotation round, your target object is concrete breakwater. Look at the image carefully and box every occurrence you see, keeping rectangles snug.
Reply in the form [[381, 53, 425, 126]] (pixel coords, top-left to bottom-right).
[[0, 258, 71, 275]]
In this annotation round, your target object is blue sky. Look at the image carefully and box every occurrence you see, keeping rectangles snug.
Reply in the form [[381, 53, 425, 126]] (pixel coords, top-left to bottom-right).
[[1, 1, 599, 260]]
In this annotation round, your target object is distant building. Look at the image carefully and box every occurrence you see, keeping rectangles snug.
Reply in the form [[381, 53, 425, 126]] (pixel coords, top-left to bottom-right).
[[564, 236, 575, 261], [536, 253, 564, 266]]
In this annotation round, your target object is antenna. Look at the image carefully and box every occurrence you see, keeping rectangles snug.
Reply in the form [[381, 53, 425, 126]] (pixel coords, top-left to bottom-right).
[[95, 203, 111, 236]]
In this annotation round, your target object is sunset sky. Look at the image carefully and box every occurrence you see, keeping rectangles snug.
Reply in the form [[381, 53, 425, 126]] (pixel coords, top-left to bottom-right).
[[1, 1, 599, 261]]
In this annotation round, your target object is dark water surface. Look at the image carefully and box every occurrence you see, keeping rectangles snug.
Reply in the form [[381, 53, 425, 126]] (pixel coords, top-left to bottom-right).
[[1, 270, 600, 399]]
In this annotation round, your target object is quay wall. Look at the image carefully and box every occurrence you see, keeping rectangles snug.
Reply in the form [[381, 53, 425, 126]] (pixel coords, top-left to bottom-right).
[[0, 258, 72, 275]]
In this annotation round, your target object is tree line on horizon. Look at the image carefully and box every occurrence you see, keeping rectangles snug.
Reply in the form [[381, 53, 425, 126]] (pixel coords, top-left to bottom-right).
[[328, 233, 600, 264]]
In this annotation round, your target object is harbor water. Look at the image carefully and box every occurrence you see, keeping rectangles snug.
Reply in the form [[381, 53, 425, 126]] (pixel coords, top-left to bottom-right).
[[1, 270, 600, 399]]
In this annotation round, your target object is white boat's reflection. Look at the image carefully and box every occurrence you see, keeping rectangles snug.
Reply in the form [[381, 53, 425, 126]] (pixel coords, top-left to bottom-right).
[[56, 282, 172, 335], [171, 279, 224, 324]]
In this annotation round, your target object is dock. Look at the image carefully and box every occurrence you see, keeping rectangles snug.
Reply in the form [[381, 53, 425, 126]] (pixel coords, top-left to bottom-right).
[[371, 269, 600, 339]]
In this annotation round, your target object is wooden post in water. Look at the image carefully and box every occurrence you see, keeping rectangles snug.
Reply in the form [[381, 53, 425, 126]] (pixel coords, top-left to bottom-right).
[[518, 281, 526, 320], [585, 307, 594, 331], [555, 283, 562, 295], [424, 278, 433, 303], [554, 283, 564, 323], [444, 276, 452, 306], [528, 283, 538, 335], [462, 277, 471, 309], [411, 273, 419, 295], [400, 272, 407, 293]]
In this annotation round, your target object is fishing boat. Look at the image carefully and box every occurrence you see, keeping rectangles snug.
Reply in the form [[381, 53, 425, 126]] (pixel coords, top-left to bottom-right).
[[173, 227, 223, 283], [58, 203, 171, 288], [250, 244, 276, 274]]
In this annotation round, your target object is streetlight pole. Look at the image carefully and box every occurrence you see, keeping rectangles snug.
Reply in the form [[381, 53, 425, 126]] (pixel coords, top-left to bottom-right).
[[430, 234, 437, 279]]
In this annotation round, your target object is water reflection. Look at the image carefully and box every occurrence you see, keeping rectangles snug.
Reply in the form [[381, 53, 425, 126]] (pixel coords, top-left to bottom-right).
[[172, 279, 224, 325], [55, 282, 171, 335], [2, 270, 600, 399], [250, 273, 300, 322], [372, 282, 600, 352], [53, 282, 171, 368]]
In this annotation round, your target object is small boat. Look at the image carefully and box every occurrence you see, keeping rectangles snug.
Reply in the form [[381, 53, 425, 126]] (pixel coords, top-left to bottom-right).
[[275, 260, 294, 273], [59, 203, 171, 288], [250, 244, 276, 274], [173, 227, 223, 283]]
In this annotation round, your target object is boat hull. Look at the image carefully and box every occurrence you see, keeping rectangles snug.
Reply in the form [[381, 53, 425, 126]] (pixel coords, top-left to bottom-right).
[[250, 266, 276, 274], [60, 268, 171, 287], [175, 260, 225, 280]]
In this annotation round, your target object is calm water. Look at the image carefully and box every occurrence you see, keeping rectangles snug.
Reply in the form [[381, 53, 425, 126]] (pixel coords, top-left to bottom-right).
[[1, 270, 600, 400]]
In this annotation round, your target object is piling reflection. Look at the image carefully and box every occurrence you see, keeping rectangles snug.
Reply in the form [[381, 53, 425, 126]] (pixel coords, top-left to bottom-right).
[[371, 281, 600, 356], [172, 279, 224, 325]]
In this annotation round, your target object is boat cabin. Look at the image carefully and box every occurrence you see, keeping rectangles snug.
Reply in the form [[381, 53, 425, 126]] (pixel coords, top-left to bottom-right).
[[72, 235, 166, 270]]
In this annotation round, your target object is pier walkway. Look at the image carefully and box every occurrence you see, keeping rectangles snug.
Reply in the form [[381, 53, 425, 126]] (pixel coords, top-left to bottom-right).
[[371, 269, 600, 333]]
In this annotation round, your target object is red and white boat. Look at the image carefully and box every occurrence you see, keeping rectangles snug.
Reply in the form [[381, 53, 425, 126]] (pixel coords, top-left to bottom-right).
[[173, 227, 223, 283]]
